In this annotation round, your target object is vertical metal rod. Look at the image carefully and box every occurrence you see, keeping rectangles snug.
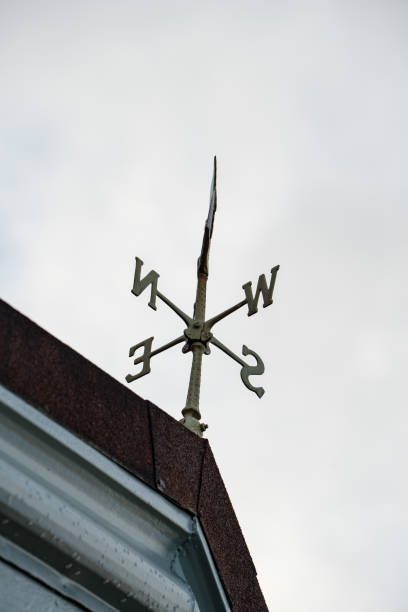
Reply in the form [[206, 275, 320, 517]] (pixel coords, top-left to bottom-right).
[[194, 272, 207, 322], [183, 344, 204, 418], [182, 273, 208, 436], [182, 157, 216, 436]]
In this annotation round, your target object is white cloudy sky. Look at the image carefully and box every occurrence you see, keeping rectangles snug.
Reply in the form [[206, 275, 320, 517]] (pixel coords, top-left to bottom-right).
[[1, 1, 407, 610]]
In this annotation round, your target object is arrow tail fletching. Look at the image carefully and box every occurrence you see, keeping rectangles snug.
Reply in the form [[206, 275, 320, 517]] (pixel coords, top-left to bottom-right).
[[198, 156, 217, 275]]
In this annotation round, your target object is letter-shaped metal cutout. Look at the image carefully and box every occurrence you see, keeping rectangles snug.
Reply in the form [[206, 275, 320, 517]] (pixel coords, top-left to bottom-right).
[[240, 345, 265, 398], [242, 265, 280, 316], [131, 257, 160, 310], [126, 336, 154, 382]]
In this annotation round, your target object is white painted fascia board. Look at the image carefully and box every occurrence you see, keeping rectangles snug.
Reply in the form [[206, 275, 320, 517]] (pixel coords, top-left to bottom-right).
[[0, 385, 231, 612]]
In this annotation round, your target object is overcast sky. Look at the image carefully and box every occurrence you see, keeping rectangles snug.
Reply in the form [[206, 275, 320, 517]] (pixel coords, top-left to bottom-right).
[[1, 1, 407, 610]]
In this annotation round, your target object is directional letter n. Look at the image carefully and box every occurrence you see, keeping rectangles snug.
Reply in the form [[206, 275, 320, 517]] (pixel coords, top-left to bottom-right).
[[131, 257, 160, 310], [242, 265, 279, 316]]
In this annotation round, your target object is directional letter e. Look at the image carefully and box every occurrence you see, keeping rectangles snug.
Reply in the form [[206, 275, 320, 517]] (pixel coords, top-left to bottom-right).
[[131, 257, 160, 310], [242, 265, 280, 316]]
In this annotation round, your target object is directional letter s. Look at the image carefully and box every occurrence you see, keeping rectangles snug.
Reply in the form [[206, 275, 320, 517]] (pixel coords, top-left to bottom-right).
[[240, 345, 265, 398], [131, 257, 160, 310]]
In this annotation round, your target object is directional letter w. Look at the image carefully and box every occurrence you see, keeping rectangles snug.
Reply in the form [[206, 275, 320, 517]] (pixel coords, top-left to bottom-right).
[[242, 265, 280, 317], [131, 257, 160, 310]]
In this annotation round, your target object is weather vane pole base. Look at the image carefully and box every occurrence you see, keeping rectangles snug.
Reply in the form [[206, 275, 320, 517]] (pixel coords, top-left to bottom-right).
[[180, 413, 208, 437]]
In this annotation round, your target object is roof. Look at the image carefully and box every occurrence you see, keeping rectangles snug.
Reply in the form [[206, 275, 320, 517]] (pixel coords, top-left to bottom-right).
[[0, 298, 268, 611]]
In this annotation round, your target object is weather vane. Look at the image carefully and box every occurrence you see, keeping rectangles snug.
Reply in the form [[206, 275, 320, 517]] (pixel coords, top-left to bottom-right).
[[126, 157, 279, 436]]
